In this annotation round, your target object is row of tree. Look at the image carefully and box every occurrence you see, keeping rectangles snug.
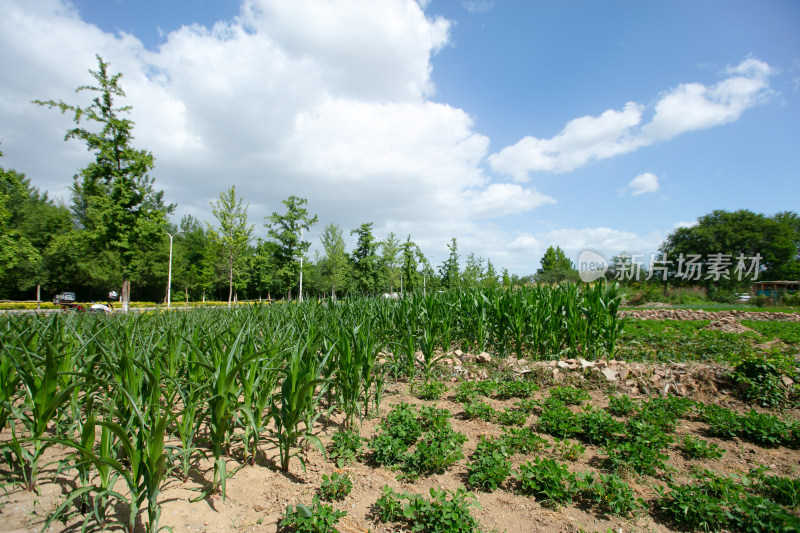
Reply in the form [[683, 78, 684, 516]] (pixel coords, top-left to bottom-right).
[[531, 210, 800, 296], [1, 56, 797, 305]]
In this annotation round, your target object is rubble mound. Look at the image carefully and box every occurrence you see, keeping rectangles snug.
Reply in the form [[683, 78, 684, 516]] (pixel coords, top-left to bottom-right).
[[621, 309, 800, 322], [703, 315, 754, 333]]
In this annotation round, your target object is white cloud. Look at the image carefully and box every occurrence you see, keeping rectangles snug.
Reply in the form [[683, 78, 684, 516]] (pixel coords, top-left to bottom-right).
[[489, 103, 644, 180], [490, 58, 774, 180], [627, 172, 659, 196], [673, 220, 698, 229], [0, 0, 554, 261], [463, 1, 494, 14]]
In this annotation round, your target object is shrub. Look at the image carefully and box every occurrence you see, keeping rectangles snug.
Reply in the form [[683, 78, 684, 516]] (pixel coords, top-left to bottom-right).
[[584, 473, 643, 517], [466, 437, 512, 492], [515, 458, 579, 508], [494, 380, 538, 400], [537, 401, 581, 438], [327, 429, 362, 467], [607, 394, 637, 416], [374, 486, 483, 533], [548, 386, 590, 406], [499, 427, 547, 454], [682, 435, 725, 459], [281, 496, 346, 533], [495, 408, 527, 427], [319, 472, 352, 502], [462, 401, 496, 422], [416, 380, 447, 401]]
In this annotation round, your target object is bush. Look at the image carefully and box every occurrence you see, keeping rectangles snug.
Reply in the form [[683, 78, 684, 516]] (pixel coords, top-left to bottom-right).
[[374, 486, 483, 533], [733, 357, 794, 408], [466, 437, 512, 492], [416, 380, 447, 401], [281, 496, 346, 533], [515, 458, 580, 508], [327, 429, 362, 467], [537, 400, 581, 438], [607, 394, 637, 416], [319, 472, 352, 502], [548, 386, 590, 405], [682, 435, 725, 459], [584, 473, 643, 517]]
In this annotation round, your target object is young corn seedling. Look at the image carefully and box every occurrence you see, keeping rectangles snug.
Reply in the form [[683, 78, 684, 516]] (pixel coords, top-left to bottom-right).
[[187, 321, 266, 499], [6, 340, 86, 491], [267, 334, 329, 473]]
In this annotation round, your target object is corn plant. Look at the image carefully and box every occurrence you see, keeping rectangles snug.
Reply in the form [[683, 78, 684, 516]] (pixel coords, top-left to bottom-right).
[[267, 334, 329, 473], [238, 333, 284, 466], [6, 338, 85, 491], [187, 320, 266, 499]]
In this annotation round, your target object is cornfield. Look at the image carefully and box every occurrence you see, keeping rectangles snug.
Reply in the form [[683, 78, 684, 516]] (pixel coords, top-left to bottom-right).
[[0, 283, 623, 532]]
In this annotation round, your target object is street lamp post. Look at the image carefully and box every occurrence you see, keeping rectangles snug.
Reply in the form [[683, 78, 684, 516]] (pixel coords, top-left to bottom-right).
[[298, 228, 304, 302], [166, 230, 183, 308]]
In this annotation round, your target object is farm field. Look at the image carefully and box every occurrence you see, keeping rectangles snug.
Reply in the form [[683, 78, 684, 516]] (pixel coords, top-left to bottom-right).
[[1, 286, 799, 533]]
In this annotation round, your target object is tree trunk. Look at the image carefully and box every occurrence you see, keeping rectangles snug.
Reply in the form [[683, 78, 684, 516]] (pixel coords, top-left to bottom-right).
[[36, 284, 40, 310], [185, 286, 188, 304], [227, 265, 233, 308], [122, 279, 130, 312]]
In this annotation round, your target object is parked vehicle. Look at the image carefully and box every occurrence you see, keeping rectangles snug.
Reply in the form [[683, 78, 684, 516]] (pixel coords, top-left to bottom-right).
[[90, 291, 118, 314], [53, 291, 86, 312]]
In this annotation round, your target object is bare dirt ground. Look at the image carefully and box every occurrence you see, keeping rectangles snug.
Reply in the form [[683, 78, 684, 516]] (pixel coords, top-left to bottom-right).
[[2, 369, 799, 533]]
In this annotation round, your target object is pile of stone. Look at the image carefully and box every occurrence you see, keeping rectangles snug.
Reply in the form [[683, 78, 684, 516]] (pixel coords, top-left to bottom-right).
[[519, 357, 729, 398], [703, 315, 754, 333], [432, 350, 730, 398], [620, 309, 800, 322]]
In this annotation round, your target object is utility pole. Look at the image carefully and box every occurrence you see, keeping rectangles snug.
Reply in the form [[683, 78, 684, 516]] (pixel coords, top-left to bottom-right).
[[299, 227, 304, 302]]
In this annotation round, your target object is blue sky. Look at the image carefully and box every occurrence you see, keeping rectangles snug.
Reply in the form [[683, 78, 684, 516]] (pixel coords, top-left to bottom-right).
[[1, 0, 798, 274]]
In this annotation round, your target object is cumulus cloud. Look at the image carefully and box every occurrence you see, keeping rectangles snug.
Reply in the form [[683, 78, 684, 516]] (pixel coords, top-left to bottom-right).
[[625, 172, 659, 196], [0, 0, 553, 262], [490, 58, 773, 181]]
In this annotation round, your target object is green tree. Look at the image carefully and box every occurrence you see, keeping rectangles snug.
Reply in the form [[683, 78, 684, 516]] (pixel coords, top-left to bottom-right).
[[266, 196, 318, 299], [350, 223, 380, 294], [169, 215, 210, 302], [249, 238, 279, 300], [0, 165, 75, 300], [535, 245, 579, 284], [34, 55, 173, 310], [400, 235, 420, 293], [482, 259, 499, 288], [319, 223, 349, 299], [0, 168, 41, 297], [462, 252, 484, 288], [439, 237, 460, 290], [379, 232, 402, 293], [661, 209, 800, 288], [207, 186, 253, 307]]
